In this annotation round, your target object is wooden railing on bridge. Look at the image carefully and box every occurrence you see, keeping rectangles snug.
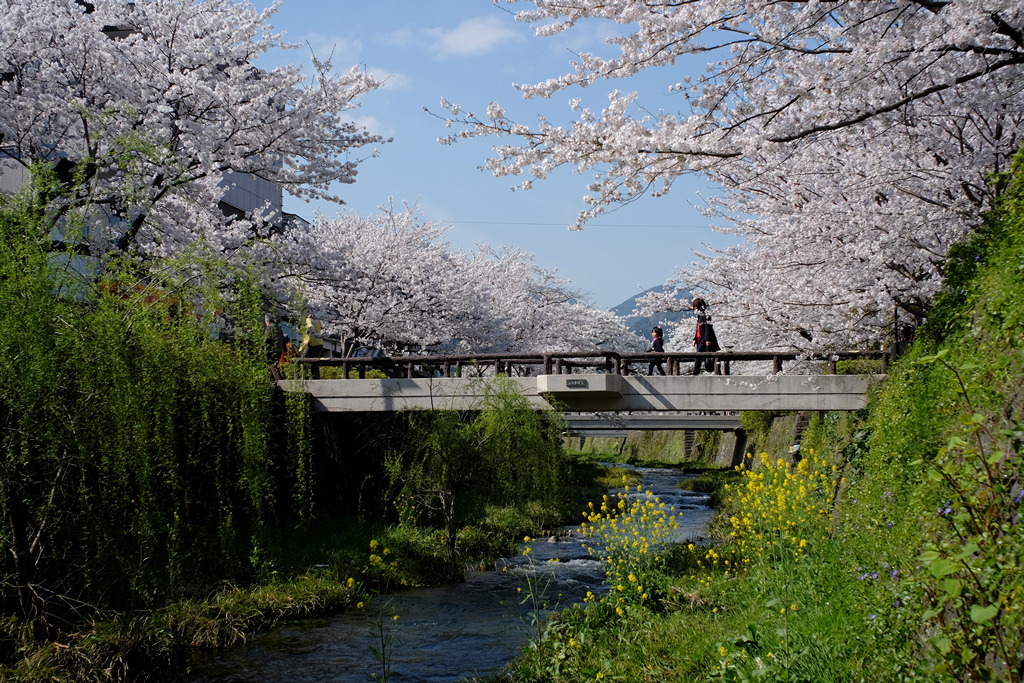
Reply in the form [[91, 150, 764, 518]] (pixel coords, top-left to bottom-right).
[[291, 349, 889, 380]]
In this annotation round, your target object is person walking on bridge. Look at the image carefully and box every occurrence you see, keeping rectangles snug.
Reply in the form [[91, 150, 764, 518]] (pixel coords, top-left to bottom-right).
[[647, 325, 666, 375], [691, 298, 719, 375], [299, 314, 325, 379]]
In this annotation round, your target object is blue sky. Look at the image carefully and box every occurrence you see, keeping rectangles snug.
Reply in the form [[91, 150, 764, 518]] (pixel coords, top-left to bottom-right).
[[256, 0, 736, 310]]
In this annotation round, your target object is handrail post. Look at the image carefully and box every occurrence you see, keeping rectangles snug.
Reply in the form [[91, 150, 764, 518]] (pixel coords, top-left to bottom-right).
[[773, 355, 782, 374], [342, 360, 350, 379], [543, 354, 552, 375]]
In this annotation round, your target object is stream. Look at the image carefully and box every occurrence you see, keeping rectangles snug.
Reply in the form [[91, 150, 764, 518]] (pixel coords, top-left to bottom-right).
[[186, 465, 714, 682]]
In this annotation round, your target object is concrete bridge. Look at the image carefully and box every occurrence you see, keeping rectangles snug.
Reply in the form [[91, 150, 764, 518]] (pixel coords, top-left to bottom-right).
[[563, 412, 742, 437], [566, 410, 741, 431], [281, 349, 885, 415]]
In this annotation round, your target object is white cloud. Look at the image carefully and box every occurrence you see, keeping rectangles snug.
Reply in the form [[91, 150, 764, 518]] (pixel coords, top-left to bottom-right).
[[350, 114, 395, 139], [368, 67, 412, 91], [290, 32, 362, 69], [428, 16, 522, 58], [549, 21, 623, 59], [383, 27, 418, 50]]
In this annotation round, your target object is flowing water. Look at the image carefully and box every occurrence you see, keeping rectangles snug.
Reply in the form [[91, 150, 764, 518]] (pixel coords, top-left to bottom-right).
[[186, 465, 714, 683]]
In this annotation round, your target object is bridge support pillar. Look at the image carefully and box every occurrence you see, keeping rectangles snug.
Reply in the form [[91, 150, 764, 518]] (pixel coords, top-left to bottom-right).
[[730, 428, 748, 469]]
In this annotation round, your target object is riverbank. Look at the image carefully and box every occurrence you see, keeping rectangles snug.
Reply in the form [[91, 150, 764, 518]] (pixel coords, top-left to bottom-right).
[[504, 154, 1024, 681], [185, 462, 712, 681], [0, 456, 634, 682], [510, 428, 872, 680]]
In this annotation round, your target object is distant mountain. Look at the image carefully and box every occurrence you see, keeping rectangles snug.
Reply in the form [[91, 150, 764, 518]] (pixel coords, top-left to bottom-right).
[[612, 285, 693, 340]]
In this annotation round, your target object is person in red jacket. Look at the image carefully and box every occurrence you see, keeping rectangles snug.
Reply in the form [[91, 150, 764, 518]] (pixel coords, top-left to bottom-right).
[[691, 298, 719, 375]]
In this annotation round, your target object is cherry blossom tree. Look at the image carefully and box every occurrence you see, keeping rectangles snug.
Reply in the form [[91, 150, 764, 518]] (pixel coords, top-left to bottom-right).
[[439, 0, 1024, 351], [267, 206, 639, 355], [459, 244, 576, 352], [453, 244, 644, 353], [270, 205, 485, 355], [0, 0, 636, 356], [0, 0, 383, 260]]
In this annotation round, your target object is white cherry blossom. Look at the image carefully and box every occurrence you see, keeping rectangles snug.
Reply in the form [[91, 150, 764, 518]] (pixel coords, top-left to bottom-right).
[[0, 0, 383, 259], [439, 0, 1024, 350]]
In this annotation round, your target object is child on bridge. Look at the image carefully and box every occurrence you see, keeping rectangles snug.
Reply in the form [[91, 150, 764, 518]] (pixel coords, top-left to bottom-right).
[[648, 325, 666, 376]]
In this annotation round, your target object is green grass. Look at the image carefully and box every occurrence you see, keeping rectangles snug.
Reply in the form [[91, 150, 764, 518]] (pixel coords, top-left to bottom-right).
[[509, 469, 918, 682], [1, 453, 619, 682], [505, 150, 1024, 682]]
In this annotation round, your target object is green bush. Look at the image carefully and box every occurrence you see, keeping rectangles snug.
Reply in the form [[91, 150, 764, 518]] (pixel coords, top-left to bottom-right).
[[510, 147, 1024, 683], [383, 377, 568, 577], [0, 172, 315, 637]]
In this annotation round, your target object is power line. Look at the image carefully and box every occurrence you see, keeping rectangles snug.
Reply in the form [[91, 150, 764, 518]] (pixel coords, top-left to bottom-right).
[[447, 220, 712, 228]]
